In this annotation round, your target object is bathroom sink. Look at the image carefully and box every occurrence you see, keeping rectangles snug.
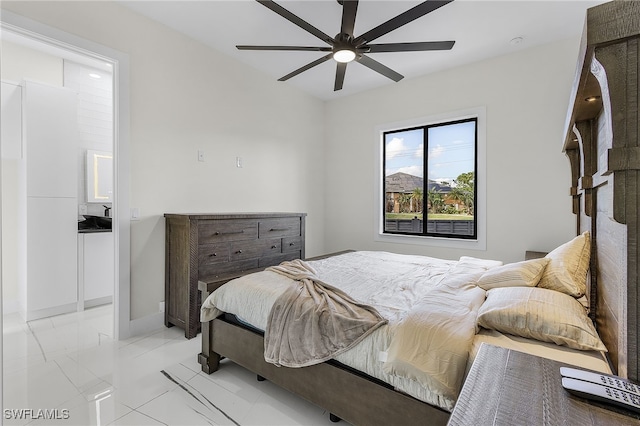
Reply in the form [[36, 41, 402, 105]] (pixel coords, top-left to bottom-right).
[[80, 215, 112, 229]]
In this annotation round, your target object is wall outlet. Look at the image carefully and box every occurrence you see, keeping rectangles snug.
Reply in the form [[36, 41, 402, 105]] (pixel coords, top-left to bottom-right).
[[130, 208, 140, 220], [198, 150, 205, 162], [79, 204, 88, 215], [159, 301, 165, 313]]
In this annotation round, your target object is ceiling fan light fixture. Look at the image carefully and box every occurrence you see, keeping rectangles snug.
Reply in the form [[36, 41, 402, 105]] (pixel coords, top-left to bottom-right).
[[333, 48, 356, 63]]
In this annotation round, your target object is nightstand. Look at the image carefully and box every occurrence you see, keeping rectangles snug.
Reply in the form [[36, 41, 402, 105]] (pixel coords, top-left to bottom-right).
[[448, 344, 640, 425]]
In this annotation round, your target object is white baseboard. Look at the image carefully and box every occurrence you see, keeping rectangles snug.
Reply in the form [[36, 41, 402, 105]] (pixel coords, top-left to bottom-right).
[[129, 311, 164, 337], [24, 302, 77, 321], [84, 296, 113, 309]]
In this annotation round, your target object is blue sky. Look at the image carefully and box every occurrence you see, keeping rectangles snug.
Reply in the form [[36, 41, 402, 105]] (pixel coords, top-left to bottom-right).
[[385, 120, 475, 183]]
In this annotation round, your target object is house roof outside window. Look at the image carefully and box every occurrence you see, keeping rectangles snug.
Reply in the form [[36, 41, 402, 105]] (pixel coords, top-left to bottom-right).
[[385, 172, 451, 194]]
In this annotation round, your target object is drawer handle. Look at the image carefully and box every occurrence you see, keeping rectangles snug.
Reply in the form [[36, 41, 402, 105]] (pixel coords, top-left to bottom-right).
[[235, 250, 243, 254], [271, 245, 278, 249], [289, 242, 295, 246], [214, 230, 245, 236], [209, 253, 217, 257], [270, 228, 289, 232]]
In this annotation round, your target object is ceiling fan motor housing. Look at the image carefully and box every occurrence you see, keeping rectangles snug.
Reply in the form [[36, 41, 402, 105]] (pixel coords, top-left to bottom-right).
[[333, 33, 357, 62]]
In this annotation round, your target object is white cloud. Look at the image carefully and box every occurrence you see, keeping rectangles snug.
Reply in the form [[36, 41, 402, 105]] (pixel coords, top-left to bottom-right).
[[386, 137, 406, 160], [415, 143, 423, 158], [429, 144, 445, 158], [397, 165, 423, 178]]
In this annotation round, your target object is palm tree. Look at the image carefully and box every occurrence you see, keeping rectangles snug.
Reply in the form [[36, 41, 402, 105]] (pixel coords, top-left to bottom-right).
[[427, 188, 444, 213], [398, 193, 412, 213], [411, 188, 423, 213]]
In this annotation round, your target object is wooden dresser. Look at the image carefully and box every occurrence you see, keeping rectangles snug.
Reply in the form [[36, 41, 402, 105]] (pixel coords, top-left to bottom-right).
[[164, 212, 306, 338]]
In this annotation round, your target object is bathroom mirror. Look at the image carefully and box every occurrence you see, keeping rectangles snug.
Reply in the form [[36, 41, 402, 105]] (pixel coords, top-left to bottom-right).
[[86, 150, 113, 203]]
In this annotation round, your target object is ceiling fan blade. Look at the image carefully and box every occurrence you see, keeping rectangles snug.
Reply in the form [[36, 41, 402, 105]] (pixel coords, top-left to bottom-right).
[[278, 53, 334, 81], [257, 0, 334, 45], [366, 41, 455, 53], [357, 55, 403, 82], [340, 0, 359, 37], [334, 62, 347, 91], [354, 0, 453, 45], [237, 45, 332, 52]]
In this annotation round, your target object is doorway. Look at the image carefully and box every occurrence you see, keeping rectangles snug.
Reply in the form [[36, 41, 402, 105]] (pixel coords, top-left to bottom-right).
[[0, 15, 131, 340]]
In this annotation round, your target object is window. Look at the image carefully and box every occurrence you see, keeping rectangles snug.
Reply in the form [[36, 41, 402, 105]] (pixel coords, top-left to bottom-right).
[[376, 108, 485, 249]]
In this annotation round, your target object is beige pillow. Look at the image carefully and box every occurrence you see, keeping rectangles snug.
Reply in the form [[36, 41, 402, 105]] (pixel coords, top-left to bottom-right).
[[537, 231, 590, 297], [477, 287, 606, 351], [477, 258, 549, 290]]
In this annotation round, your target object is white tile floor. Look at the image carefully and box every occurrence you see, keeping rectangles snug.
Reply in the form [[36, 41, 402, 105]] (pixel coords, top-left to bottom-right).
[[2, 306, 341, 425]]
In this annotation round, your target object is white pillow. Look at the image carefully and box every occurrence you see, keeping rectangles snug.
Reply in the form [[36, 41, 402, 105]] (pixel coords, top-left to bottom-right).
[[457, 256, 503, 273], [537, 231, 590, 298], [477, 257, 549, 290], [477, 287, 606, 352]]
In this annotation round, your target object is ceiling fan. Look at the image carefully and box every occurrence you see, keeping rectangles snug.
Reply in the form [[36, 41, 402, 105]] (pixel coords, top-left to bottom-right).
[[237, 0, 455, 91]]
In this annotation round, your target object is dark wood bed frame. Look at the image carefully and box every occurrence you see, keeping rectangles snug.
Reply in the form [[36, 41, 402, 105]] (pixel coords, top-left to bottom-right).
[[197, 2, 640, 424]]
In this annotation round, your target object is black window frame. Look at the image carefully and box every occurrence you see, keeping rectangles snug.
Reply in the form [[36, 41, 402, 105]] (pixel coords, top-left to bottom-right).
[[382, 117, 478, 240]]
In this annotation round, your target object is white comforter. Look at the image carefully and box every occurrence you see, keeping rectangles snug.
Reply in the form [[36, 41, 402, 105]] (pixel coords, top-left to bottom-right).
[[200, 251, 501, 410]]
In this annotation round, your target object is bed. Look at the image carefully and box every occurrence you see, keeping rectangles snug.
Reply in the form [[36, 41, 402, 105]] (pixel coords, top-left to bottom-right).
[[198, 247, 609, 424], [197, 2, 640, 424]]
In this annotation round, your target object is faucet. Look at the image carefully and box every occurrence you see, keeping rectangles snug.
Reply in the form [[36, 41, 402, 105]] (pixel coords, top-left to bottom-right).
[[103, 205, 112, 217]]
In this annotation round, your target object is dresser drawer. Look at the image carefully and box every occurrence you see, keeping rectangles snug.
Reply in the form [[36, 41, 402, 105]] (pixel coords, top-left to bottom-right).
[[258, 218, 301, 239], [199, 219, 258, 244], [198, 243, 230, 266], [282, 236, 302, 253], [199, 258, 260, 281], [259, 252, 301, 268], [230, 238, 282, 261]]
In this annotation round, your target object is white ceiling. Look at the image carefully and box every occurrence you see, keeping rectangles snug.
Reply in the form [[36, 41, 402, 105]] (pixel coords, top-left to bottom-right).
[[120, 0, 604, 101]]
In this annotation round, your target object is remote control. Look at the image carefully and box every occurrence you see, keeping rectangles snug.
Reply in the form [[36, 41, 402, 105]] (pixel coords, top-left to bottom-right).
[[560, 367, 640, 396], [562, 377, 640, 413]]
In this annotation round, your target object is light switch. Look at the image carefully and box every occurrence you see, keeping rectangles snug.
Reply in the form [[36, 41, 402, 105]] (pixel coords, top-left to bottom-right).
[[236, 156, 243, 168], [198, 150, 205, 162]]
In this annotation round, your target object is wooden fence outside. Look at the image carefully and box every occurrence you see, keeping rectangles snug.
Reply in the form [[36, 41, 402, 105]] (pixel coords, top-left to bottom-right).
[[385, 218, 475, 236]]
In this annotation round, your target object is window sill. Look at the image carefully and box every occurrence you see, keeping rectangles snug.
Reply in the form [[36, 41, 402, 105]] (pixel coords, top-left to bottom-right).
[[374, 231, 486, 251]]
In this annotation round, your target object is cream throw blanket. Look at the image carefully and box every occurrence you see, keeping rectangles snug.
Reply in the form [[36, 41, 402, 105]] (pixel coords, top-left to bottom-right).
[[264, 259, 387, 368], [383, 271, 486, 401]]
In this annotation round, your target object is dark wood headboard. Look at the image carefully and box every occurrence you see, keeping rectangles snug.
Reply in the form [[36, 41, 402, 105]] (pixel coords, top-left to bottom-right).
[[562, 0, 640, 381]]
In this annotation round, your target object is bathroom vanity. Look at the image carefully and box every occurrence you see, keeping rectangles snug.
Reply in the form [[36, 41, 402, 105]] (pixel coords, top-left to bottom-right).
[[77, 229, 114, 309]]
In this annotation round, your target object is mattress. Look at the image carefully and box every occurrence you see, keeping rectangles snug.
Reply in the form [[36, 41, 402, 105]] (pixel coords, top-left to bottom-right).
[[200, 250, 610, 411], [470, 328, 611, 374]]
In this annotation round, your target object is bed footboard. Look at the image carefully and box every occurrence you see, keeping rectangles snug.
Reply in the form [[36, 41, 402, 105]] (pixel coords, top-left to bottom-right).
[[198, 315, 450, 426]]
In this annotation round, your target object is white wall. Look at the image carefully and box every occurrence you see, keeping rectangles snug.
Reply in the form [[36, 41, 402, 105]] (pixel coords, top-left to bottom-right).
[[323, 37, 581, 263], [1, 1, 326, 321], [63, 61, 114, 218]]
